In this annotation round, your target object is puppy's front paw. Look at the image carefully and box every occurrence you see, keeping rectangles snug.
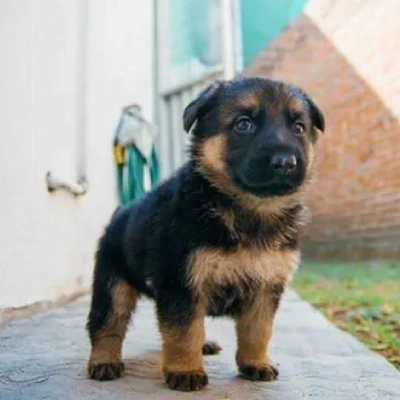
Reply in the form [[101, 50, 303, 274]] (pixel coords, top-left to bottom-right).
[[88, 362, 125, 381], [239, 363, 279, 382], [165, 370, 209, 391]]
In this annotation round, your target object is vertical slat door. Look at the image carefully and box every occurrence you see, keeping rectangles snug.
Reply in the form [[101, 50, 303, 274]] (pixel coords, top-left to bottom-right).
[[155, 0, 241, 179]]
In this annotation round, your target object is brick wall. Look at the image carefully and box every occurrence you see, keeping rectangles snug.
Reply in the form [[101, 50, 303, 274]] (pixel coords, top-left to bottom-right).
[[246, 7, 400, 260]]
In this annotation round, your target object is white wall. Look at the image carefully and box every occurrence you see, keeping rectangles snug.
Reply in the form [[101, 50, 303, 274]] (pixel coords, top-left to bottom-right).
[[0, 0, 154, 309]]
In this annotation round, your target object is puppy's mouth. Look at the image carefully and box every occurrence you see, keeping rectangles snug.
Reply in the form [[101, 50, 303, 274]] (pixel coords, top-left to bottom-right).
[[235, 175, 303, 197]]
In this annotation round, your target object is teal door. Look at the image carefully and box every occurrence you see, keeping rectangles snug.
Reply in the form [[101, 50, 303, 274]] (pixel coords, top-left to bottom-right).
[[240, 0, 309, 66]]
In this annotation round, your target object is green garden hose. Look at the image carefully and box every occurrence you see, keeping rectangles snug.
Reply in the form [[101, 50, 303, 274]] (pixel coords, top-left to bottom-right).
[[113, 104, 160, 206], [114, 144, 160, 206]]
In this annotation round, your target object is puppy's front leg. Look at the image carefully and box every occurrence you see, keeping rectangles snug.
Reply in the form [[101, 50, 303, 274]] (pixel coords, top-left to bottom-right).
[[157, 297, 208, 391], [235, 284, 284, 381]]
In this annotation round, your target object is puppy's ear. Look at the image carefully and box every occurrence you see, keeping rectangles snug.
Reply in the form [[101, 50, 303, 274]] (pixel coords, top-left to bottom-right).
[[305, 94, 325, 133], [183, 81, 222, 133]]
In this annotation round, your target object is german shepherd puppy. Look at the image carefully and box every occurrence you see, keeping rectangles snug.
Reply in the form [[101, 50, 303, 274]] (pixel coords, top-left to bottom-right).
[[86, 77, 325, 391]]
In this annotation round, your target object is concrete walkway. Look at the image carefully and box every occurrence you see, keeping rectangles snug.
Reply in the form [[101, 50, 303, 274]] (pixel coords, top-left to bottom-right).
[[1, 291, 399, 400]]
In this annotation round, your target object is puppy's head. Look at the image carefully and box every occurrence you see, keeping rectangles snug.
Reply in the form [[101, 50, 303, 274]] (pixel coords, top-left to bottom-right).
[[184, 77, 324, 201]]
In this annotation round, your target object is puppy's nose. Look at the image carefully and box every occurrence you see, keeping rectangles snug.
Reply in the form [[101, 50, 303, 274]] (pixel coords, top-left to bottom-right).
[[270, 152, 297, 175]]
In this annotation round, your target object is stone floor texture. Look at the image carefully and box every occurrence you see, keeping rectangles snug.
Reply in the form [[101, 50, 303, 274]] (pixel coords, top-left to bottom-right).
[[1, 290, 400, 399]]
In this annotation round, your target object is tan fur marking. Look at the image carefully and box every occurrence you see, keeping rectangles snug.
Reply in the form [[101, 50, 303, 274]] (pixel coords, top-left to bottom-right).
[[219, 209, 236, 233], [306, 140, 314, 172], [188, 247, 300, 306], [200, 134, 227, 176], [235, 93, 260, 109], [159, 306, 206, 374], [89, 281, 137, 365], [235, 290, 277, 368], [287, 96, 304, 116]]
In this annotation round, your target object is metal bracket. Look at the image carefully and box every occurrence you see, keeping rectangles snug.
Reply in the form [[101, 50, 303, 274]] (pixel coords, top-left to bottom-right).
[[45, 171, 88, 197]]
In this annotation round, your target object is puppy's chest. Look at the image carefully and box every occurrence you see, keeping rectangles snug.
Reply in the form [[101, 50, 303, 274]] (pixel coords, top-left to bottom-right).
[[188, 246, 300, 315]]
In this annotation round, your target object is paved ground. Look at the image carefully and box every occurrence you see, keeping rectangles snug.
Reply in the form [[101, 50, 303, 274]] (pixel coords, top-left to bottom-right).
[[1, 290, 399, 400]]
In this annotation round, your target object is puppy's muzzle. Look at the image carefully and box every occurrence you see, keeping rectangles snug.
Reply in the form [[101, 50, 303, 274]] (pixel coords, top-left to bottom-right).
[[234, 147, 305, 197]]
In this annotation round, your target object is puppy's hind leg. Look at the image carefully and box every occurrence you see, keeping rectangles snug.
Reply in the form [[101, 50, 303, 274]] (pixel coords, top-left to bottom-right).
[[202, 340, 222, 355], [86, 250, 138, 381]]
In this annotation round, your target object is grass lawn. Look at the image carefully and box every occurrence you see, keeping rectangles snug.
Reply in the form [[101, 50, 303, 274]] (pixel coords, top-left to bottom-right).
[[292, 261, 400, 370]]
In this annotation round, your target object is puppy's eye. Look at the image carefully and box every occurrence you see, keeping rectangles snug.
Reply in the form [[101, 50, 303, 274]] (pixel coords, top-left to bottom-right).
[[293, 122, 305, 135], [234, 117, 255, 133]]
